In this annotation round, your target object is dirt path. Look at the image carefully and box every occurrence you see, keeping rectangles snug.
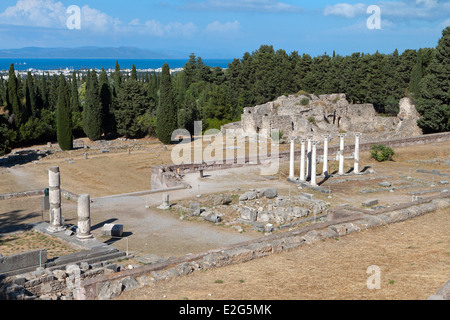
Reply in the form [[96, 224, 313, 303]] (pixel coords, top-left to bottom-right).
[[117, 207, 450, 300]]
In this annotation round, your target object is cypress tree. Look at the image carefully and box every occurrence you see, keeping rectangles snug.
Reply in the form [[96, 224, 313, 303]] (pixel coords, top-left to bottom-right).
[[71, 70, 80, 112], [83, 71, 103, 141], [56, 74, 73, 150], [7, 64, 24, 127], [131, 65, 137, 82], [99, 68, 114, 134], [156, 63, 177, 144]]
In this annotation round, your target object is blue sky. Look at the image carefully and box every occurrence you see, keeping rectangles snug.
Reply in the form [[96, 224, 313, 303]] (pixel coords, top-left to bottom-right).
[[0, 0, 448, 58]]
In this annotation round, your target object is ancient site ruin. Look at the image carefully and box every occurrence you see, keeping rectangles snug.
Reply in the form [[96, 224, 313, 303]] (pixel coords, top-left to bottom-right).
[[0, 94, 449, 301]]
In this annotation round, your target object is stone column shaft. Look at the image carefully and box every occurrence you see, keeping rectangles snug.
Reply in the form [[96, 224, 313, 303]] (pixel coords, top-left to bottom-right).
[[306, 136, 313, 180], [338, 134, 346, 176], [47, 167, 64, 232], [311, 141, 319, 186], [322, 135, 329, 177], [354, 133, 361, 174], [300, 139, 306, 181], [289, 138, 295, 179], [77, 194, 93, 239]]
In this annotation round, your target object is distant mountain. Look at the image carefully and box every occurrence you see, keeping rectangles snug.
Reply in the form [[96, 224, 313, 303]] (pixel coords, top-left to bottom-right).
[[0, 46, 179, 59]]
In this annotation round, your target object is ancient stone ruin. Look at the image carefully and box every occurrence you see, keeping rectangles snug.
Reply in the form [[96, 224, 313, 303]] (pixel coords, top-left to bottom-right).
[[222, 94, 423, 141]]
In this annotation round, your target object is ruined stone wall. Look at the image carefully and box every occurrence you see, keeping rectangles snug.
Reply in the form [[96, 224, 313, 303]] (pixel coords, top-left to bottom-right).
[[224, 94, 422, 141]]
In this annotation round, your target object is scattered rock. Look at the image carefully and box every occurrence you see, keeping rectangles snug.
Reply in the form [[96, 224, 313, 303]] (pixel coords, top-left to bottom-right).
[[239, 191, 257, 201], [263, 188, 278, 199], [213, 194, 232, 206], [363, 199, 379, 208], [379, 181, 392, 187]]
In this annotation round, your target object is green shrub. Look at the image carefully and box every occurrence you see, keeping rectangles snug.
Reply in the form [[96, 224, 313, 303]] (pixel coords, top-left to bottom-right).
[[370, 144, 395, 162], [300, 97, 310, 106], [307, 116, 316, 126]]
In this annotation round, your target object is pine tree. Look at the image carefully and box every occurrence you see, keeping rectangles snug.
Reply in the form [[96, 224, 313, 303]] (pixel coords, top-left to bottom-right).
[[83, 71, 103, 141], [156, 63, 177, 144], [56, 75, 73, 150]]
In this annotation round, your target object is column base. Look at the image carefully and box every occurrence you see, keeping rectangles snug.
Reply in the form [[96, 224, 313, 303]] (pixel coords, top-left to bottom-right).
[[76, 234, 94, 240], [46, 225, 65, 233]]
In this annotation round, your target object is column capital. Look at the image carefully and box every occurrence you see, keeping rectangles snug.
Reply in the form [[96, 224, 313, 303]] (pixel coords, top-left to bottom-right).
[[311, 140, 320, 146], [354, 132, 362, 138], [306, 135, 313, 140], [300, 138, 307, 144], [338, 133, 346, 138], [322, 134, 330, 139]]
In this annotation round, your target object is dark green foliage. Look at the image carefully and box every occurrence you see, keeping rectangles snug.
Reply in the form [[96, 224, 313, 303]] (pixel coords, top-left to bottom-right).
[[71, 71, 80, 112], [7, 64, 26, 127], [83, 71, 103, 141], [0, 114, 12, 156], [416, 27, 450, 133], [114, 79, 151, 138], [56, 75, 73, 150], [156, 63, 177, 144], [131, 64, 137, 82], [99, 69, 114, 134], [370, 144, 395, 162]]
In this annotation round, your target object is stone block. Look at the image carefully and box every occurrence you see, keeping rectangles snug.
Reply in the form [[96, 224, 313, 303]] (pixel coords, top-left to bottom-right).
[[239, 206, 258, 221], [189, 202, 201, 216], [439, 180, 449, 185], [362, 199, 379, 207], [101, 224, 123, 237], [378, 181, 391, 187], [300, 193, 314, 200]]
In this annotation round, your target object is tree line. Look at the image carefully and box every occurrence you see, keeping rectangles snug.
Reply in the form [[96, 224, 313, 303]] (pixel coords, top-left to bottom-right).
[[0, 27, 448, 155]]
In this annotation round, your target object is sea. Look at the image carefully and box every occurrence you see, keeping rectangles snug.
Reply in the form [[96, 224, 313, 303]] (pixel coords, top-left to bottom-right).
[[0, 58, 233, 72]]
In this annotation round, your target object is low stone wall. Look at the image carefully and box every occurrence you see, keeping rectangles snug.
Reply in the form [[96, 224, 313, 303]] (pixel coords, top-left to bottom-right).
[[0, 189, 79, 201], [0, 249, 47, 276], [0, 190, 44, 201], [78, 193, 450, 300], [151, 132, 450, 190]]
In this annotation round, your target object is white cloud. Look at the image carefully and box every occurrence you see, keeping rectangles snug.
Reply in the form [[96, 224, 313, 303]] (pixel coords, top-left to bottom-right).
[[323, 1, 450, 21], [205, 20, 240, 33], [324, 3, 366, 18], [183, 0, 301, 13], [0, 0, 198, 38], [0, 0, 66, 28]]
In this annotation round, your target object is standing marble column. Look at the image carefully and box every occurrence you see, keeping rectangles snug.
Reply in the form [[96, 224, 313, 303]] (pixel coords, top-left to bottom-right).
[[306, 135, 313, 180], [322, 135, 330, 177], [47, 167, 64, 233], [289, 137, 295, 180], [77, 194, 93, 240], [338, 134, 346, 176], [311, 141, 319, 186], [354, 133, 362, 174], [299, 138, 306, 182]]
